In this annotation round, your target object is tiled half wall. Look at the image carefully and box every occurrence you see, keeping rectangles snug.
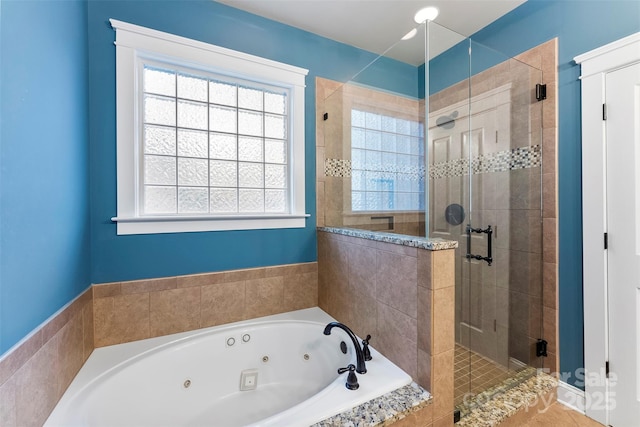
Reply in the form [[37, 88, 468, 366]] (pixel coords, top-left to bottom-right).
[[318, 230, 456, 427], [0, 262, 317, 427]]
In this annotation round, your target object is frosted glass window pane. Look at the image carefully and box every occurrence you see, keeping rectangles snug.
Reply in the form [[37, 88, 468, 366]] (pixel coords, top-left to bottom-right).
[[352, 149, 364, 169], [382, 152, 396, 166], [144, 186, 176, 214], [397, 154, 410, 169], [177, 129, 207, 158], [397, 193, 411, 210], [238, 110, 263, 136], [381, 116, 396, 132], [178, 187, 209, 213], [365, 112, 381, 130], [396, 136, 410, 154], [209, 105, 237, 133], [366, 192, 382, 210], [264, 91, 286, 114], [238, 136, 263, 162], [265, 190, 286, 212], [145, 155, 176, 185], [381, 192, 394, 209], [382, 133, 396, 152], [396, 119, 410, 135], [410, 121, 422, 137], [366, 150, 381, 169], [177, 74, 207, 102], [352, 128, 365, 148], [410, 138, 421, 155], [366, 172, 382, 191], [144, 125, 176, 155], [238, 162, 263, 188], [178, 100, 207, 130], [264, 139, 286, 164], [352, 191, 364, 211], [265, 164, 286, 189], [238, 86, 263, 110], [209, 80, 237, 106], [144, 67, 175, 97], [397, 176, 412, 192], [210, 188, 237, 213], [178, 158, 208, 186], [265, 114, 286, 139], [352, 110, 365, 128], [210, 160, 237, 187], [144, 95, 176, 126], [352, 170, 365, 191], [239, 189, 264, 213], [365, 130, 381, 150], [210, 133, 237, 160]]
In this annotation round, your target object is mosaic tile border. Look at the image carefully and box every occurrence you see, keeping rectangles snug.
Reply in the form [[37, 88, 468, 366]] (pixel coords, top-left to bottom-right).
[[324, 145, 541, 180]]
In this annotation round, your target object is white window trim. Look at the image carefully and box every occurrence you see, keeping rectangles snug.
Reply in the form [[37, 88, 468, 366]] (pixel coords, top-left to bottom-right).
[[110, 19, 309, 235]]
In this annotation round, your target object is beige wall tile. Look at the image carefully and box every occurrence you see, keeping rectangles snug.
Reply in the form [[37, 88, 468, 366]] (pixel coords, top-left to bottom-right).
[[376, 241, 418, 257], [418, 349, 432, 391], [245, 276, 284, 319], [177, 272, 226, 288], [93, 282, 122, 298], [432, 415, 453, 427], [542, 262, 557, 309], [431, 349, 454, 420], [543, 306, 557, 354], [149, 287, 201, 337], [57, 313, 84, 396], [542, 218, 557, 264], [41, 304, 74, 344], [432, 250, 455, 290], [283, 272, 318, 311], [0, 376, 17, 427], [376, 302, 418, 379], [0, 331, 42, 386], [417, 249, 432, 289], [121, 277, 176, 295], [418, 287, 432, 354], [350, 291, 377, 342], [15, 336, 59, 427], [94, 293, 150, 347], [432, 287, 455, 355], [201, 281, 246, 328], [376, 251, 417, 317], [82, 299, 94, 362], [542, 173, 556, 218], [348, 243, 377, 296], [226, 267, 266, 283]]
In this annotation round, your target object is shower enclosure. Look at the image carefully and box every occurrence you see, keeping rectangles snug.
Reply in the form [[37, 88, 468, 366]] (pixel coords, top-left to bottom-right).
[[319, 20, 544, 419]]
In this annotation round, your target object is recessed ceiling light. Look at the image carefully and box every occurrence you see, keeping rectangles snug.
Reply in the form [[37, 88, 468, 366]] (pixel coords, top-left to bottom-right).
[[402, 28, 418, 40], [414, 6, 439, 23]]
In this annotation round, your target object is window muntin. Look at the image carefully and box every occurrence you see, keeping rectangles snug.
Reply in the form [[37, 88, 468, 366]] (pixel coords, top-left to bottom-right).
[[140, 64, 290, 216], [351, 109, 425, 212]]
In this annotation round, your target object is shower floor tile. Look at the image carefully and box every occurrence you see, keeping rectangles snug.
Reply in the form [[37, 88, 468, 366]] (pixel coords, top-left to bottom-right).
[[454, 344, 521, 408]]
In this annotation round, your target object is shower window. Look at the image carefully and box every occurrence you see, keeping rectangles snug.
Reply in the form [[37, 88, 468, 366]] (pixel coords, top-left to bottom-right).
[[351, 109, 424, 212], [111, 19, 308, 235]]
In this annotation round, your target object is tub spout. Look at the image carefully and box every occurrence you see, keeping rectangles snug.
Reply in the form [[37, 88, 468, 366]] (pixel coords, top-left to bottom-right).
[[323, 322, 367, 374]]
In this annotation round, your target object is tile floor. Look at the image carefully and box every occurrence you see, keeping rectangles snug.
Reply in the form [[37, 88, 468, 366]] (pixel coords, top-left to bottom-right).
[[518, 403, 604, 426], [454, 344, 520, 407]]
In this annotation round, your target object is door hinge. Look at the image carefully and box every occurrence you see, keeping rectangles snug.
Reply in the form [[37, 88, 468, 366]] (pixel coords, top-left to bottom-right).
[[604, 232, 608, 249], [606, 361, 610, 378], [603, 104, 607, 120], [536, 83, 547, 101], [454, 409, 461, 423]]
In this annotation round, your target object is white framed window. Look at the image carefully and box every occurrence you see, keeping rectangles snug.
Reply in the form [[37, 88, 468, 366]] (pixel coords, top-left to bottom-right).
[[110, 19, 308, 235], [351, 109, 424, 212]]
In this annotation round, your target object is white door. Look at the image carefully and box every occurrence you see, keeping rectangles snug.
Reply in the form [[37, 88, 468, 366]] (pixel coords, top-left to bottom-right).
[[606, 61, 640, 426]]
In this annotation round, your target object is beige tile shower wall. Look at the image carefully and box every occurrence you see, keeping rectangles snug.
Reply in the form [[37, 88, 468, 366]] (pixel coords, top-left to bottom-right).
[[316, 77, 425, 235], [0, 288, 94, 427], [93, 263, 318, 347], [318, 230, 455, 427]]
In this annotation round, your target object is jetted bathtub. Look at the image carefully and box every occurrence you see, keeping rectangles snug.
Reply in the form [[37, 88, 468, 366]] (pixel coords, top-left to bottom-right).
[[45, 307, 412, 426]]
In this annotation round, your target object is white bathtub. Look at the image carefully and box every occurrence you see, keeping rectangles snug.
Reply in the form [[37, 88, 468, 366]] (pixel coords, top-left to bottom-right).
[[46, 308, 412, 427]]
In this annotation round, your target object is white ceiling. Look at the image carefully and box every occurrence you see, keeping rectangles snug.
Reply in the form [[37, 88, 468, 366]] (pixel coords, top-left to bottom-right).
[[216, 0, 526, 65]]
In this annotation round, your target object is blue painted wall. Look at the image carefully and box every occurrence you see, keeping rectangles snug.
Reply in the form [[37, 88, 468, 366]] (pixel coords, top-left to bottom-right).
[[0, 0, 91, 354], [429, 0, 639, 388], [87, 0, 417, 283]]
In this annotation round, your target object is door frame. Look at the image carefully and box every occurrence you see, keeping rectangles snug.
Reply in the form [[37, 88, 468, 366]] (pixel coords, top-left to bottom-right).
[[575, 32, 640, 425]]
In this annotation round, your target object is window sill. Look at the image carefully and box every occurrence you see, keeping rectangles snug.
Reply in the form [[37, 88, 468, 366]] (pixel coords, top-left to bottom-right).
[[111, 214, 310, 235]]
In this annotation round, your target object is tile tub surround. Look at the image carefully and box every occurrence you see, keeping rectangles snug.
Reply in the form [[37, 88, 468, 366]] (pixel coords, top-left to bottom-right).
[[318, 228, 457, 427], [93, 262, 319, 347], [0, 288, 94, 427]]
